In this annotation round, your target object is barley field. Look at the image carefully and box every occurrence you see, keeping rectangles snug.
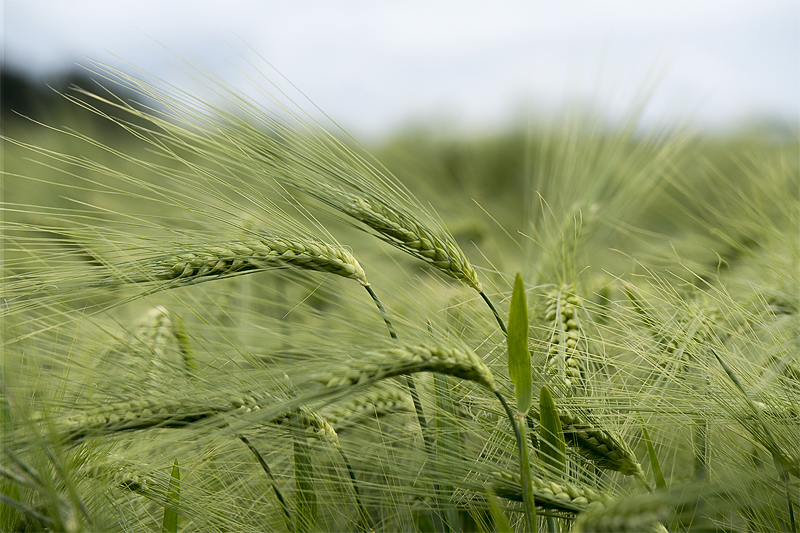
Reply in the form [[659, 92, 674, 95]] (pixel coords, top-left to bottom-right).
[[1, 57, 798, 533]]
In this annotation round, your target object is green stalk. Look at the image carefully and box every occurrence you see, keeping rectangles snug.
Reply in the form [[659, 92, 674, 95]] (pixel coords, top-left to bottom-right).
[[480, 290, 507, 335], [365, 284, 448, 532], [496, 391, 537, 533], [238, 435, 294, 532]]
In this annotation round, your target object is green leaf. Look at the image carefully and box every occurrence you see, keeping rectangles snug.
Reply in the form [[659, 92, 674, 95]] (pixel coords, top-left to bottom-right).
[[161, 459, 180, 533], [538, 386, 566, 474], [293, 410, 317, 533], [507, 273, 531, 415], [486, 490, 513, 533], [640, 420, 666, 490]]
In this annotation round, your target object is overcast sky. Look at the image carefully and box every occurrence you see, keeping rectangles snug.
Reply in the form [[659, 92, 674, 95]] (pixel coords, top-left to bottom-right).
[[3, 1, 798, 137]]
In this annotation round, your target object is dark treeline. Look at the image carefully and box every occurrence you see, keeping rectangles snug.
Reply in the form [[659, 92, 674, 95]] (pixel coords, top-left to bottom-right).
[[1, 67, 147, 133]]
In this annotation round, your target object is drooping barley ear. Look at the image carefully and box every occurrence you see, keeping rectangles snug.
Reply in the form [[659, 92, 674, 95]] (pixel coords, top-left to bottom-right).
[[52, 397, 221, 445], [266, 409, 340, 447], [320, 344, 497, 393], [49, 392, 288, 445], [528, 406, 645, 479], [80, 456, 158, 495], [323, 384, 412, 430], [342, 195, 482, 291], [490, 470, 611, 513], [119, 235, 369, 289], [542, 284, 586, 391], [571, 489, 672, 533]]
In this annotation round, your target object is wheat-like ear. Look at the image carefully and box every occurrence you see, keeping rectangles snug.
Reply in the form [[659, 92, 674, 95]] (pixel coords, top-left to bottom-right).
[[139, 236, 368, 287], [320, 344, 497, 392], [339, 194, 482, 291], [543, 284, 586, 390], [490, 470, 611, 512], [526, 406, 644, 478]]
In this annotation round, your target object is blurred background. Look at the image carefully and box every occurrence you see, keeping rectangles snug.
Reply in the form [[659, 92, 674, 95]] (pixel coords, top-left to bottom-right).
[[3, 1, 798, 138]]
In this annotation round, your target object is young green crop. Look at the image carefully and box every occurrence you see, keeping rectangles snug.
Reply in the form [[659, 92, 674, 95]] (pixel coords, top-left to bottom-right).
[[2, 49, 797, 533]]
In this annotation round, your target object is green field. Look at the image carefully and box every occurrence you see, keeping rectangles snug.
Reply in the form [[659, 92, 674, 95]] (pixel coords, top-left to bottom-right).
[[1, 63, 798, 532]]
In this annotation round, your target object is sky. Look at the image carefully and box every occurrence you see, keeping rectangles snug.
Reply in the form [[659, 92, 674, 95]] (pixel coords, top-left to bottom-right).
[[2, 1, 799, 137]]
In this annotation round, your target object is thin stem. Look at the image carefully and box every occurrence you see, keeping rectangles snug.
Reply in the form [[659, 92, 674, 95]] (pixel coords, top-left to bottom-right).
[[365, 285, 397, 340], [480, 291, 507, 335], [238, 435, 295, 533], [495, 391, 537, 533], [338, 448, 372, 533], [364, 284, 447, 532]]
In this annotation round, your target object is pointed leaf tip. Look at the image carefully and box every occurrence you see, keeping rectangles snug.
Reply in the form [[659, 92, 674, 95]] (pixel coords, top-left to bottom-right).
[[508, 273, 531, 414], [539, 386, 567, 474]]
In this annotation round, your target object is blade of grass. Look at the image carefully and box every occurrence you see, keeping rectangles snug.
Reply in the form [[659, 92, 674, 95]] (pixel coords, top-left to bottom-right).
[[502, 273, 536, 532], [293, 409, 317, 533], [538, 386, 566, 475], [640, 419, 665, 490], [161, 459, 180, 533], [486, 490, 513, 533], [507, 273, 531, 415]]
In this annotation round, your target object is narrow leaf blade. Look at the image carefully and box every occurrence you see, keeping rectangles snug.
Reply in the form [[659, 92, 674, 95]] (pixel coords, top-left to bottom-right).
[[293, 410, 317, 533], [507, 273, 531, 414], [486, 490, 513, 533], [641, 421, 666, 490], [161, 459, 180, 533], [538, 386, 566, 473]]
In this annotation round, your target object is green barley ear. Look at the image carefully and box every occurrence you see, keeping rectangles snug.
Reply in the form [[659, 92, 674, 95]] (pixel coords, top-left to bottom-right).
[[145, 236, 369, 288], [321, 344, 497, 393], [490, 470, 612, 512], [161, 459, 180, 533], [340, 194, 482, 291], [538, 386, 567, 474], [543, 284, 586, 391], [508, 273, 531, 415]]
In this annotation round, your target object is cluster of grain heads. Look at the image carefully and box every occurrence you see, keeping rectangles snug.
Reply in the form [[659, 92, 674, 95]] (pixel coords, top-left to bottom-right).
[[320, 344, 497, 393], [543, 284, 585, 390], [147, 236, 369, 288], [490, 470, 611, 512]]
